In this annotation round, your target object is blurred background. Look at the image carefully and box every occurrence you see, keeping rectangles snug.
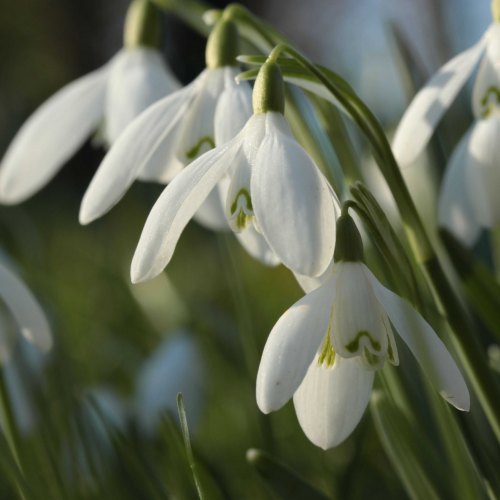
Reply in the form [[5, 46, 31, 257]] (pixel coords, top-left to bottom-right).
[[0, 0, 496, 498]]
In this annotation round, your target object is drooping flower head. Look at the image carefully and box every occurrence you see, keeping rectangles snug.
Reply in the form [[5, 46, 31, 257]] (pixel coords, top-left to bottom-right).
[[256, 211, 469, 449], [0, 0, 178, 205], [79, 17, 252, 230], [393, 7, 500, 245], [130, 58, 341, 282]]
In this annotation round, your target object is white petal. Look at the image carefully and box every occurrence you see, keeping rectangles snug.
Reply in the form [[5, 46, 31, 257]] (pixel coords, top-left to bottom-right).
[[438, 125, 481, 245], [214, 68, 253, 145], [256, 276, 336, 413], [464, 115, 500, 228], [0, 263, 52, 352], [369, 272, 470, 411], [252, 113, 336, 277], [330, 263, 388, 359], [235, 227, 280, 266], [472, 24, 500, 118], [103, 47, 180, 145], [192, 182, 230, 231], [392, 33, 488, 167], [176, 68, 226, 163], [293, 356, 374, 449], [79, 82, 196, 225], [131, 140, 239, 283], [0, 65, 108, 204]]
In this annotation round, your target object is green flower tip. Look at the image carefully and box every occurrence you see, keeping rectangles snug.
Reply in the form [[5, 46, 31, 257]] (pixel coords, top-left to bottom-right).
[[492, 0, 500, 22], [205, 19, 239, 68], [124, 0, 161, 49], [252, 62, 285, 115], [333, 212, 364, 263]]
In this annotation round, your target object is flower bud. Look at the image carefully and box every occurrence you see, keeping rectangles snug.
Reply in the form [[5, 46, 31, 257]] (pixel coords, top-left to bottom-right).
[[333, 212, 364, 263], [124, 0, 161, 49], [205, 19, 239, 68], [252, 62, 285, 115]]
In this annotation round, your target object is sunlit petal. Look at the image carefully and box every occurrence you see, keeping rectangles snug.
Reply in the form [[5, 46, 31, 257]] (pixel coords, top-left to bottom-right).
[[0, 65, 108, 204], [369, 272, 469, 411], [293, 356, 374, 449], [393, 32, 488, 167], [256, 276, 336, 413], [252, 113, 336, 277]]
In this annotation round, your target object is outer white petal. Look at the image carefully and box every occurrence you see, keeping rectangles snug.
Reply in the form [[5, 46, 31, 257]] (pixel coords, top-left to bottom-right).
[[131, 139, 240, 283], [236, 227, 280, 266], [176, 68, 226, 163], [438, 125, 481, 245], [293, 356, 374, 449], [214, 68, 253, 145], [0, 65, 108, 204], [103, 47, 180, 145], [0, 263, 52, 352], [369, 271, 470, 411], [79, 82, 196, 225], [256, 276, 336, 413], [472, 24, 500, 118], [392, 33, 488, 167], [464, 115, 500, 228], [252, 113, 336, 277]]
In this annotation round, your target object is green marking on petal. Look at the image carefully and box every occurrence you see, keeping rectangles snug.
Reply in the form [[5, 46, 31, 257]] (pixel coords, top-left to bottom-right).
[[362, 348, 384, 370], [318, 328, 336, 367], [387, 337, 396, 364], [230, 188, 253, 230], [345, 330, 381, 354], [185, 136, 215, 160], [480, 86, 500, 117]]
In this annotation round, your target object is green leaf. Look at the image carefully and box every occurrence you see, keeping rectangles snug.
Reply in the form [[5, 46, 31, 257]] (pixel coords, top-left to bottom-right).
[[246, 448, 330, 500]]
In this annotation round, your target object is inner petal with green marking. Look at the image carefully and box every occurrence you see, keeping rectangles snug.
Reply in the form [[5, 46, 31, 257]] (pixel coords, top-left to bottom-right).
[[480, 86, 500, 117], [229, 188, 254, 231], [185, 135, 215, 160], [317, 327, 336, 367]]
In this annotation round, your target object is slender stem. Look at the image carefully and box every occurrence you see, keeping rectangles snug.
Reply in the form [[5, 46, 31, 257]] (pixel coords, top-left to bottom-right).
[[150, 0, 212, 36]]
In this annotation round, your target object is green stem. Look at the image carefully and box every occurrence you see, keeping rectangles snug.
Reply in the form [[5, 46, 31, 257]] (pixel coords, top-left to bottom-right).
[[150, 0, 212, 36]]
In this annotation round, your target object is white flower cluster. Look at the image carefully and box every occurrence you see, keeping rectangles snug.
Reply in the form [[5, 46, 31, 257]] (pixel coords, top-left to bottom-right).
[[0, 2, 472, 450]]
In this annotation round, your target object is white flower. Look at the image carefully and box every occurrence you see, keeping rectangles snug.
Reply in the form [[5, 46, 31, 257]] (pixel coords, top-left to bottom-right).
[[393, 23, 500, 244], [130, 107, 340, 283], [135, 332, 205, 435], [78, 66, 252, 230], [0, 47, 178, 205], [0, 262, 52, 356], [256, 260, 469, 450]]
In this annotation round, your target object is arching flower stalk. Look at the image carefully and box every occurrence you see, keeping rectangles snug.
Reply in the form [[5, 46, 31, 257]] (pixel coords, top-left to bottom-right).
[[79, 17, 252, 231], [130, 60, 340, 282], [256, 212, 469, 450], [0, 0, 178, 205], [393, 6, 500, 245]]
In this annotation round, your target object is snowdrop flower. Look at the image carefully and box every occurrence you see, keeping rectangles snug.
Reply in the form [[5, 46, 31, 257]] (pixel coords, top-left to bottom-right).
[[135, 331, 205, 435], [131, 60, 340, 282], [79, 18, 252, 231], [0, 261, 52, 356], [256, 212, 469, 450], [0, 0, 178, 205], [393, 8, 500, 244]]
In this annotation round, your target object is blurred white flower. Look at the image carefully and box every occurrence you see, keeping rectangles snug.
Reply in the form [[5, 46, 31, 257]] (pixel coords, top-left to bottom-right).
[[393, 21, 500, 245], [135, 332, 205, 435], [0, 262, 52, 357], [256, 215, 469, 450], [0, 46, 178, 205]]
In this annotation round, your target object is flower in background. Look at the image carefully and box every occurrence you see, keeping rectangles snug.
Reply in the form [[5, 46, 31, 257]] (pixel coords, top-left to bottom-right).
[[0, 261, 52, 357], [256, 213, 469, 449], [79, 18, 252, 231], [0, 0, 178, 205], [135, 332, 205, 435], [130, 61, 340, 283], [392, 13, 500, 245]]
